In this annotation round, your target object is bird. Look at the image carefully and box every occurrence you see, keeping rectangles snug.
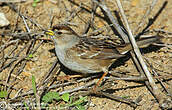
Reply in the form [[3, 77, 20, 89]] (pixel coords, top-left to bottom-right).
[[45, 24, 161, 86]]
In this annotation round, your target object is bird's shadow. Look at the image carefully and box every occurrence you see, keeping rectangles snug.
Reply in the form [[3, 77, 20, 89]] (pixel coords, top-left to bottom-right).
[[110, 44, 163, 69]]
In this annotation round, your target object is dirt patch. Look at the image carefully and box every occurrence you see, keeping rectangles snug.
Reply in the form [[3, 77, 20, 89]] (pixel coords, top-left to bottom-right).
[[0, 0, 172, 109]]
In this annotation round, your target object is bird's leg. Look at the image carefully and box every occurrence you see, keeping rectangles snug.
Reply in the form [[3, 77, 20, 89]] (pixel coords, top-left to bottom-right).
[[93, 68, 109, 91], [93, 69, 108, 92], [96, 72, 108, 86]]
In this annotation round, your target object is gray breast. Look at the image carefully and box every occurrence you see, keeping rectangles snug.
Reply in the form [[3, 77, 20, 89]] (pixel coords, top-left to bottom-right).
[[55, 47, 100, 74]]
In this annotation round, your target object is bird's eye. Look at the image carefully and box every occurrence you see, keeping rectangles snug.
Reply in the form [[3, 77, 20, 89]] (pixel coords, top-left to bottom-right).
[[57, 32, 62, 35]]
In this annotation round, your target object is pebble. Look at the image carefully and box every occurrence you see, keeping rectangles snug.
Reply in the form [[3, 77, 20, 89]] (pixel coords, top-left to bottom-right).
[[0, 13, 10, 27]]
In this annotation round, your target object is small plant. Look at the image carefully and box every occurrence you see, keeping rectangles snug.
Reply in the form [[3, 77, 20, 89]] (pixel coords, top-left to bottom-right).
[[42, 92, 87, 110], [32, 75, 37, 97], [23, 102, 30, 110], [42, 91, 61, 103], [121, 95, 130, 99], [0, 90, 7, 98], [26, 54, 33, 60], [32, 0, 40, 7]]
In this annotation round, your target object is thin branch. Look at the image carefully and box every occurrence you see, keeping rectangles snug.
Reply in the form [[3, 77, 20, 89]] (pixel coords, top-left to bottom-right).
[[134, 0, 158, 34], [115, 0, 172, 109], [93, 0, 129, 43]]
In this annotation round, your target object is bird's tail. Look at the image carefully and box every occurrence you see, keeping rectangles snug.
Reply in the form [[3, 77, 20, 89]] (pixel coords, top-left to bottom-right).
[[117, 35, 163, 54]]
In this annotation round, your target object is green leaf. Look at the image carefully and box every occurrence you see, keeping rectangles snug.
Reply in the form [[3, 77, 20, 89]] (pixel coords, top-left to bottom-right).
[[69, 96, 73, 104], [23, 102, 29, 110], [32, 75, 37, 97], [75, 105, 86, 110], [42, 92, 60, 103], [32, 0, 40, 7], [61, 93, 70, 102], [69, 96, 87, 106], [26, 54, 33, 60], [121, 95, 130, 99], [28, 54, 33, 58], [34, 0, 40, 2], [32, 2, 37, 7], [0, 91, 8, 98]]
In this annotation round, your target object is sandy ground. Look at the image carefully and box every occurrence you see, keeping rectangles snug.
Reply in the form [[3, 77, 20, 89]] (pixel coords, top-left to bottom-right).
[[0, 0, 172, 109]]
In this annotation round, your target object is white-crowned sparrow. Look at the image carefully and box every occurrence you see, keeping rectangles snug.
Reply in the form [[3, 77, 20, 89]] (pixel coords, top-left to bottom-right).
[[46, 24, 161, 85]]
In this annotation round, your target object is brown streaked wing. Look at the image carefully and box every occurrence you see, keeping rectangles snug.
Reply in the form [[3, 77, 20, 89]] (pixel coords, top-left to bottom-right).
[[72, 37, 125, 59]]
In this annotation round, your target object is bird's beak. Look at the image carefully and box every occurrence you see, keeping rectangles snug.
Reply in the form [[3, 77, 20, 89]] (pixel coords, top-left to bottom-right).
[[44, 30, 56, 42], [45, 30, 55, 36]]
